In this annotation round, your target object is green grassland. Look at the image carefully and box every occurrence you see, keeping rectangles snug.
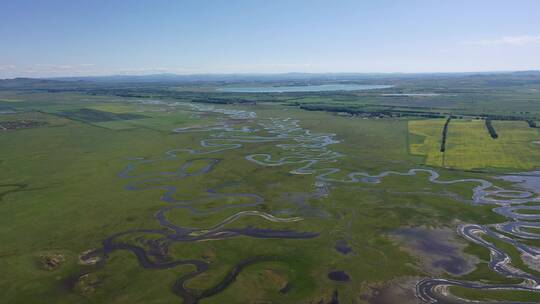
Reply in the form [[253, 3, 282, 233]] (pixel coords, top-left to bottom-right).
[[1, 85, 539, 303]]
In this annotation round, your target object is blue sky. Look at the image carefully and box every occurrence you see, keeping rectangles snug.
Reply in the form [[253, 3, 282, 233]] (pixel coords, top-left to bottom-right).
[[1, 0, 540, 77]]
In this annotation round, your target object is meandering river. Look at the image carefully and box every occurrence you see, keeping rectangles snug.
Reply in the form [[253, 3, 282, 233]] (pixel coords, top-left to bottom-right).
[[93, 101, 539, 303]]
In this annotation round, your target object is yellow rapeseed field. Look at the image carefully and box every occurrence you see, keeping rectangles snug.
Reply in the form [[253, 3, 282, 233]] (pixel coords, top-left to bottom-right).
[[409, 119, 540, 170]]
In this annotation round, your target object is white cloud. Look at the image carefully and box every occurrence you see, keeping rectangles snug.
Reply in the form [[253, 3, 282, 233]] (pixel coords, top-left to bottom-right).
[[0, 65, 17, 71], [15, 63, 100, 77], [33, 63, 96, 70], [465, 34, 540, 46], [114, 63, 316, 75]]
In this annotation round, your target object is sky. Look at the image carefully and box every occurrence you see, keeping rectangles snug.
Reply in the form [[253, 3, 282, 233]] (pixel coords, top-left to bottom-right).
[[1, 0, 540, 78]]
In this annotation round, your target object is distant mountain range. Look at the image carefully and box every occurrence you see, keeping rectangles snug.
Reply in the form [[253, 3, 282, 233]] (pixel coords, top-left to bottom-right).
[[42, 70, 540, 83], [1, 71, 540, 90], [46, 72, 418, 83]]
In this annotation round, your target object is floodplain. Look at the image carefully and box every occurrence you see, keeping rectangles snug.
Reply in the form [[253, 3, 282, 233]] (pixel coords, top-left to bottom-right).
[[1, 72, 540, 303]]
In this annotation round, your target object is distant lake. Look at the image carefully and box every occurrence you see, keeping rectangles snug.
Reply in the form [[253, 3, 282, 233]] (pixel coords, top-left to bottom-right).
[[381, 93, 441, 97], [217, 84, 393, 93]]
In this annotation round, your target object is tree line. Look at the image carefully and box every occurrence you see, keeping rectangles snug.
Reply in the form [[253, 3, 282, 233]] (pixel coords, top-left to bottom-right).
[[440, 117, 452, 152], [485, 119, 498, 139], [298, 104, 446, 118]]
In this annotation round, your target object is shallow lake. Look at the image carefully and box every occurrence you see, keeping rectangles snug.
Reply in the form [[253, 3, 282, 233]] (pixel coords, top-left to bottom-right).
[[217, 84, 392, 93]]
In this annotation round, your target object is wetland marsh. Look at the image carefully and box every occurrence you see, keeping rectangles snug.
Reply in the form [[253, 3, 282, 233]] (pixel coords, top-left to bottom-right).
[[2, 73, 540, 303]]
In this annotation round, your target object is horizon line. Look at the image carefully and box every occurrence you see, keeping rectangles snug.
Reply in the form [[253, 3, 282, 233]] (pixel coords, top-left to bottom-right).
[[2, 69, 540, 81]]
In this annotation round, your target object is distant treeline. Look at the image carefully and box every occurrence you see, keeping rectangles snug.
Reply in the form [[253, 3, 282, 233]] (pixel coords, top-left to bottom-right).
[[485, 119, 498, 139], [191, 98, 256, 105], [481, 114, 531, 121], [298, 104, 446, 118], [58, 108, 147, 123], [440, 117, 451, 152], [82, 88, 267, 105]]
